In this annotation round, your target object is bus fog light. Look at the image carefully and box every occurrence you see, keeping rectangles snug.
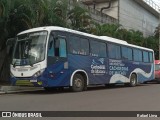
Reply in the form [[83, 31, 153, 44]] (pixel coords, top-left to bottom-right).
[[38, 81, 42, 85]]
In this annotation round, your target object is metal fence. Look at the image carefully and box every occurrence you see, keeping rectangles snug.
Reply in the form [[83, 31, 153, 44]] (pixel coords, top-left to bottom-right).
[[143, 0, 160, 12]]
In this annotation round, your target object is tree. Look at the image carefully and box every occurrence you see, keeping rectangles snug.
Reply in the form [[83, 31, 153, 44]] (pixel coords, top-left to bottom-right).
[[0, 0, 33, 50], [0, 0, 159, 83], [44, 0, 68, 27], [0, 0, 70, 83], [155, 24, 160, 38], [90, 23, 120, 36], [68, 2, 91, 32], [24, 0, 49, 27], [128, 30, 144, 46], [0, 0, 33, 83]]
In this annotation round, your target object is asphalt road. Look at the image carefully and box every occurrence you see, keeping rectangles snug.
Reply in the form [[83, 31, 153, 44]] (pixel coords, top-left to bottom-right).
[[0, 83, 160, 112]]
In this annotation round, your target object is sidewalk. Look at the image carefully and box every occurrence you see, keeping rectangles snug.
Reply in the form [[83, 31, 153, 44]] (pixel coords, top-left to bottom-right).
[[0, 86, 43, 94]]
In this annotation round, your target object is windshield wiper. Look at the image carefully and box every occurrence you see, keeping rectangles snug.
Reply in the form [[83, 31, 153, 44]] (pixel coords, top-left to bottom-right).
[[28, 59, 33, 67]]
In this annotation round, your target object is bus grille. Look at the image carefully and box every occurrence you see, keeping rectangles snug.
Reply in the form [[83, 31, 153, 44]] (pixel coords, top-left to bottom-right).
[[16, 80, 34, 86]]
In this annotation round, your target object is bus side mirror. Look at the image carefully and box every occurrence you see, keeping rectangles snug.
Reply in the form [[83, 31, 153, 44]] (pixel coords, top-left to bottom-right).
[[6, 38, 15, 46]]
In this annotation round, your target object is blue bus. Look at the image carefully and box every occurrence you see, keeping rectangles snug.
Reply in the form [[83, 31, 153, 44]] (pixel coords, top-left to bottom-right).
[[10, 26, 154, 92]]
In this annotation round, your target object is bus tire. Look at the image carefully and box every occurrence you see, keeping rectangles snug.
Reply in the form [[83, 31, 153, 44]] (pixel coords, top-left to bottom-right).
[[71, 74, 84, 92], [129, 74, 137, 87]]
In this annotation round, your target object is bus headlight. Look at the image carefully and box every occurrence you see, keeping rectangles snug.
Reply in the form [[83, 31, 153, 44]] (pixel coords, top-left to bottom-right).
[[33, 69, 45, 77]]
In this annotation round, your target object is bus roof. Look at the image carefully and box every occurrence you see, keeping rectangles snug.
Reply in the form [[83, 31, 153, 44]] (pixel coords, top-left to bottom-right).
[[18, 26, 153, 52]]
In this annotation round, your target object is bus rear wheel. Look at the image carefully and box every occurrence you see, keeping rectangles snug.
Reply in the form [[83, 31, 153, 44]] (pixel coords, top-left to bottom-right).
[[71, 74, 84, 92], [129, 74, 137, 87]]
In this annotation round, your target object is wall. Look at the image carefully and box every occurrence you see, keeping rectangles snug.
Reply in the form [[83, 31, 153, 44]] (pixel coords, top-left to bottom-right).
[[90, 0, 119, 19], [119, 0, 159, 37], [86, 5, 118, 24], [70, 0, 118, 24]]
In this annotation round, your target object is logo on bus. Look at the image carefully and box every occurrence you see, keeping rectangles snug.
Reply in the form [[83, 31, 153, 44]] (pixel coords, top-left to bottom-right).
[[91, 58, 106, 75]]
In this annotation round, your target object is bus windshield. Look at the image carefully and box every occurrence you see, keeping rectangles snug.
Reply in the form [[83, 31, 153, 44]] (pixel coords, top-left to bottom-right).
[[12, 31, 48, 66]]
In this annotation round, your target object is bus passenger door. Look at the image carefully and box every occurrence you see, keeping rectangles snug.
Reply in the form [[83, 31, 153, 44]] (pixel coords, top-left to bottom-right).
[[48, 34, 67, 65], [47, 33, 69, 86]]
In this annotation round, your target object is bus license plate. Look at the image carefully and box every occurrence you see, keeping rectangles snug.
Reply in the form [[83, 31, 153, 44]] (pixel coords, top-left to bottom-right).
[[30, 80, 37, 82]]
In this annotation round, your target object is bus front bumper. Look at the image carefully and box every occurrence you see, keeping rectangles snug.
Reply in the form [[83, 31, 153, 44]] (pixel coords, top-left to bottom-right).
[[10, 77, 44, 87]]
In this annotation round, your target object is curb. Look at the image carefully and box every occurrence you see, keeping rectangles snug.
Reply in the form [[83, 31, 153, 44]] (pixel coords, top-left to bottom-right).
[[0, 86, 43, 94], [0, 91, 5, 94]]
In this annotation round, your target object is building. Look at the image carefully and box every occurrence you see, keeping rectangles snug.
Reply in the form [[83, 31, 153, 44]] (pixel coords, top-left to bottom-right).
[[81, 0, 160, 37], [69, 0, 118, 24]]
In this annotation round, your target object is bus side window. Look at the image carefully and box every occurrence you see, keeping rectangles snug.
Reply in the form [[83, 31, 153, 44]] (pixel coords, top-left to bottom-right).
[[55, 39, 60, 56], [48, 36, 54, 57], [59, 38, 67, 57], [55, 37, 67, 57], [69, 36, 80, 54], [108, 44, 121, 59], [143, 51, 149, 63], [122, 47, 133, 61], [149, 52, 153, 63], [90, 40, 106, 57], [133, 49, 142, 62]]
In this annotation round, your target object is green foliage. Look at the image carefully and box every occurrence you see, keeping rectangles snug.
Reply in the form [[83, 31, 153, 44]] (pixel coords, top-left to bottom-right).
[[145, 36, 159, 59], [0, 0, 159, 55], [91, 23, 120, 36], [0, 0, 159, 83], [89, 22, 158, 58], [154, 24, 160, 38], [68, 3, 91, 32], [46, 0, 68, 27], [0, 0, 32, 50], [0, 0, 69, 50]]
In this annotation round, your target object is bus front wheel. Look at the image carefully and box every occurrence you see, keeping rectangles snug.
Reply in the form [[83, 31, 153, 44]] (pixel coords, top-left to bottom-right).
[[70, 74, 84, 92]]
